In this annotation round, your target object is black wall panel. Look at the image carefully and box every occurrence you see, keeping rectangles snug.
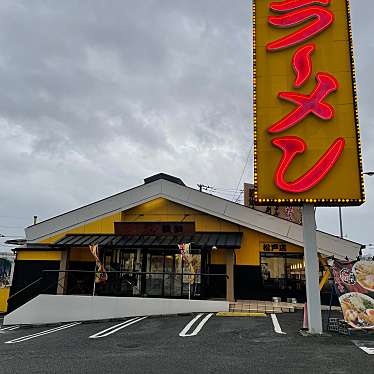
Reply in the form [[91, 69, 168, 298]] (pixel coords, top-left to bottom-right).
[[207, 264, 226, 299], [234, 265, 263, 300], [8, 260, 60, 311]]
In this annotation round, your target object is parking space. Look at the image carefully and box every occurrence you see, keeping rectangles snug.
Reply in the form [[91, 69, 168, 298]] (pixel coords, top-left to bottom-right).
[[0, 312, 372, 373]]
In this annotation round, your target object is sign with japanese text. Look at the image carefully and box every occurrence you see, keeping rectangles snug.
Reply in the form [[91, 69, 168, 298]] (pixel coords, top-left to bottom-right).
[[253, 0, 364, 206], [261, 242, 287, 252], [331, 259, 374, 329]]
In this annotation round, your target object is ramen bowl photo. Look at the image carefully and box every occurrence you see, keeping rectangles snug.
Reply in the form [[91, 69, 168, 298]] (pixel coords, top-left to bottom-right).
[[339, 292, 374, 329], [353, 261, 374, 291]]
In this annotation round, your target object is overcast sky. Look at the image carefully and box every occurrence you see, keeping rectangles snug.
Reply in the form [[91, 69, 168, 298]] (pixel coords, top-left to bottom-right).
[[0, 0, 373, 251]]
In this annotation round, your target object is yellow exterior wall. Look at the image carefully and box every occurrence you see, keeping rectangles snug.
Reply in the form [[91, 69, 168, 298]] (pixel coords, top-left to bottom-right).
[[30, 198, 303, 267], [122, 198, 303, 266], [16, 251, 62, 261], [211, 249, 227, 265], [236, 229, 303, 266], [40, 212, 122, 244], [69, 247, 95, 262], [0, 287, 10, 313], [122, 198, 240, 232]]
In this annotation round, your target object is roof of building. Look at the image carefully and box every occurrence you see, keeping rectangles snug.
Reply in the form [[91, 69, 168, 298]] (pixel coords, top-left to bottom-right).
[[25, 173, 362, 259], [53, 232, 243, 249]]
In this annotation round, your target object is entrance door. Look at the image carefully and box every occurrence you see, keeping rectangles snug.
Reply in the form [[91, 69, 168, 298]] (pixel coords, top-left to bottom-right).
[[145, 254, 164, 296], [163, 255, 174, 297], [144, 251, 201, 298]]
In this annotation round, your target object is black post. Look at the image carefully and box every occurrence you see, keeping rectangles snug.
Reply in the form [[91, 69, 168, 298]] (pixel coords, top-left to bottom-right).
[[326, 282, 335, 332]]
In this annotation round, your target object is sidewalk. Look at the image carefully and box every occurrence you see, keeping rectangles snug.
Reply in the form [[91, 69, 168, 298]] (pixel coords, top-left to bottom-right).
[[233, 299, 341, 313]]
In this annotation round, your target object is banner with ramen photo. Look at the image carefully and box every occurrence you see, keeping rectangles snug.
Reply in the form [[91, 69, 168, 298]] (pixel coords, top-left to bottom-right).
[[331, 259, 374, 329]]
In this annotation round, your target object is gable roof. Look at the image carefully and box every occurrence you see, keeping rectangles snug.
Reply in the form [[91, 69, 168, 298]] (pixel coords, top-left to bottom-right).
[[25, 175, 362, 259]]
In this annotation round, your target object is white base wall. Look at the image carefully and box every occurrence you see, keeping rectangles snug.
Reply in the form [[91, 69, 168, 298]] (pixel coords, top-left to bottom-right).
[[3, 295, 229, 326]]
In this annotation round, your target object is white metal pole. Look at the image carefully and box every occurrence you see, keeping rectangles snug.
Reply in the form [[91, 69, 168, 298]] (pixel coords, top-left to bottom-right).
[[188, 283, 191, 300], [92, 263, 96, 297], [136, 248, 141, 295], [302, 204, 323, 334]]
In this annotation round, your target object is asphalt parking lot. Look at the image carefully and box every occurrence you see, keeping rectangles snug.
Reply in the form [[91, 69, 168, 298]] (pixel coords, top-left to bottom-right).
[[0, 311, 373, 374]]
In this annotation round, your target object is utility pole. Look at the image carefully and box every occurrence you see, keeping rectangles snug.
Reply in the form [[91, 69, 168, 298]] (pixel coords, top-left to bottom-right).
[[338, 206, 343, 238], [197, 184, 212, 192]]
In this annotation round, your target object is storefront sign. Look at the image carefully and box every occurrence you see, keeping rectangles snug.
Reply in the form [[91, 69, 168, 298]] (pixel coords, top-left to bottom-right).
[[261, 242, 287, 252], [331, 259, 374, 329], [253, 0, 364, 206]]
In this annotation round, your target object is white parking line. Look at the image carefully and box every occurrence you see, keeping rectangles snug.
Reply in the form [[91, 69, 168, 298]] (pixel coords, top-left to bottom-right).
[[271, 314, 286, 335], [4, 322, 81, 344], [0, 326, 19, 332], [179, 313, 213, 337], [89, 316, 147, 339], [352, 340, 374, 355]]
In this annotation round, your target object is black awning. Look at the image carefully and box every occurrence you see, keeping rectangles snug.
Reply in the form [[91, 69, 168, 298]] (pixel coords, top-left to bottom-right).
[[53, 232, 243, 249]]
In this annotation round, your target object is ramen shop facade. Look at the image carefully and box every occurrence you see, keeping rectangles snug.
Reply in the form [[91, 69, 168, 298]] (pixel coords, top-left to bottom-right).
[[9, 174, 361, 309]]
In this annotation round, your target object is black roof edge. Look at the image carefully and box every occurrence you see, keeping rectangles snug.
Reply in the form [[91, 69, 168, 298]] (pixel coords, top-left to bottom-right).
[[144, 173, 185, 186]]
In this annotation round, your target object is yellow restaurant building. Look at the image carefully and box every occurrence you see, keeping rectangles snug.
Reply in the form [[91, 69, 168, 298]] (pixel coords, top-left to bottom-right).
[[4, 174, 361, 312]]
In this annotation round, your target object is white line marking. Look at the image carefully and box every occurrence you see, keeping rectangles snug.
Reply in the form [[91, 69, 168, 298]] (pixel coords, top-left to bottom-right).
[[179, 313, 213, 337], [0, 326, 19, 332], [89, 316, 147, 339], [271, 314, 286, 335], [360, 347, 374, 355], [352, 340, 374, 355], [179, 314, 203, 336], [4, 322, 81, 344]]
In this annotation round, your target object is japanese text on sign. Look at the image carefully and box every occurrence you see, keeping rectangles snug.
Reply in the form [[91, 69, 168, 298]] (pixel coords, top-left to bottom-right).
[[253, 0, 364, 206]]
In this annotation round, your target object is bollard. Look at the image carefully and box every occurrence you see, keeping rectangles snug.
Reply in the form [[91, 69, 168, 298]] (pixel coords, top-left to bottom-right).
[[302, 303, 308, 330]]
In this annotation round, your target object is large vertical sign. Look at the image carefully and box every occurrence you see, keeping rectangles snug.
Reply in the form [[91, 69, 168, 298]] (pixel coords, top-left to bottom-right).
[[253, 0, 364, 206]]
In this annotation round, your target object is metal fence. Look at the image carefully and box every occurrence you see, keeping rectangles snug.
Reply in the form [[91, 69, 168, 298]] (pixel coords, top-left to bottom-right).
[[7, 270, 228, 312]]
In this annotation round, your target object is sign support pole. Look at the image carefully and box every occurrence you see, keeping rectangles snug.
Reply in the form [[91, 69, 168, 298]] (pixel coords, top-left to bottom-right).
[[302, 204, 323, 334]]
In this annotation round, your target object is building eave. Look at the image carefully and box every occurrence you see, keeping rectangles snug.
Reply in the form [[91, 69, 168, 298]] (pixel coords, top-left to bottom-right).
[[25, 178, 361, 259]]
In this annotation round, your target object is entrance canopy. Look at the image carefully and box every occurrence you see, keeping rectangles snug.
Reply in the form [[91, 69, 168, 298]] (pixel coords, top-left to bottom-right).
[[53, 232, 243, 249]]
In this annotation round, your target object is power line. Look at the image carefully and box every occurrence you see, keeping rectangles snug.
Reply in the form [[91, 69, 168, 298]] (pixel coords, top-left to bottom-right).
[[0, 225, 24, 229], [0, 215, 28, 220], [210, 187, 244, 192], [234, 190, 244, 203], [232, 146, 253, 201]]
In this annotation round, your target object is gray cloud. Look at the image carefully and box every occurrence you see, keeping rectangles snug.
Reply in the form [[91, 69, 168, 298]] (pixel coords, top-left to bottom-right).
[[0, 0, 373, 249]]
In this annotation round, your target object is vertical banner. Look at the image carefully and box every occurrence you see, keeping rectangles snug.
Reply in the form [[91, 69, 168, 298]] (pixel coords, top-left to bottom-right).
[[331, 259, 374, 329], [253, 0, 364, 206], [178, 243, 196, 284], [89, 244, 108, 284]]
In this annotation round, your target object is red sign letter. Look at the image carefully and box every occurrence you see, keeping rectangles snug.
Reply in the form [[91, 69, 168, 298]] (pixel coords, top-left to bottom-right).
[[272, 136, 345, 193], [267, 6, 334, 51], [268, 72, 338, 133], [292, 44, 315, 87], [269, 0, 331, 13]]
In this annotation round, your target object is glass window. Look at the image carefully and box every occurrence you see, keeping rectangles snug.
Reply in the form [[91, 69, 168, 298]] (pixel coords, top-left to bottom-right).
[[146, 254, 164, 296], [261, 253, 305, 292], [162, 224, 171, 233]]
